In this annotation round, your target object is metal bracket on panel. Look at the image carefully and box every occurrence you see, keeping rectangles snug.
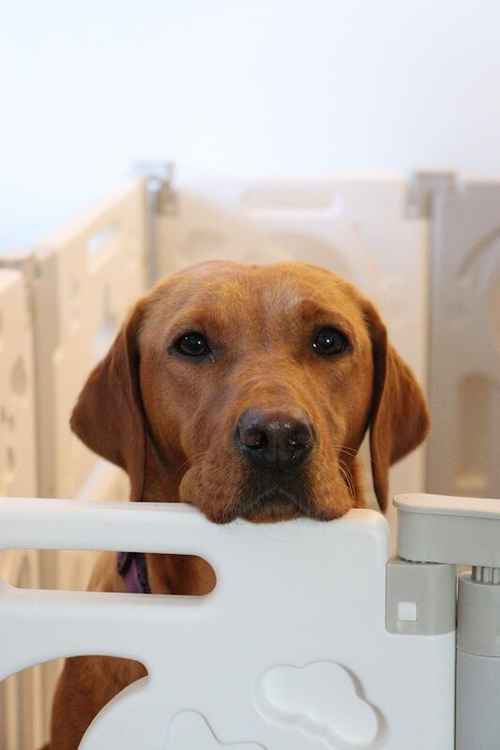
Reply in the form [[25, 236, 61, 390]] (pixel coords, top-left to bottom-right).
[[134, 161, 177, 216], [405, 170, 456, 219], [133, 161, 176, 285]]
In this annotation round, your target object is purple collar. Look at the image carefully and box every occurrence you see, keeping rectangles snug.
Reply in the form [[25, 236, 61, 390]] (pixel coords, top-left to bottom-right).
[[117, 551, 151, 594]]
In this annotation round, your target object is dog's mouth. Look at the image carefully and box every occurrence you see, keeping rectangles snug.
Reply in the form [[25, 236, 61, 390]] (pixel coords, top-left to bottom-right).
[[234, 469, 319, 522], [180, 460, 337, 524]]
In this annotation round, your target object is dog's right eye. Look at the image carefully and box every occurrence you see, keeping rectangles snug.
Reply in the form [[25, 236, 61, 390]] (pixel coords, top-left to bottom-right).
[[174, 331, 211, 358]]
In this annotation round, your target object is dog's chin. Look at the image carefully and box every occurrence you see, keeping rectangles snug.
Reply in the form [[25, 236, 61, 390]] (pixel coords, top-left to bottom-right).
[[239, 494, 302, 523], [234, 486, 320, 523]]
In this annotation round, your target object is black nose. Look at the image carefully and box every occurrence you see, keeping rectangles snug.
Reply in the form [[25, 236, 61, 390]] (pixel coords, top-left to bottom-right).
[[235, 408, 314, 470]]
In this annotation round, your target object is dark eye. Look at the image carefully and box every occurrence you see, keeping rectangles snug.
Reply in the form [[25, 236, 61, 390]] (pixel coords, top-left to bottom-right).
[[312, 327, 350, 356], [174, 331, 211, 358]]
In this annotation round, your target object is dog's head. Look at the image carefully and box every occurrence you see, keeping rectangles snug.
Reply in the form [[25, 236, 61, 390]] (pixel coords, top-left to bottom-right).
[[71, 261, 429, 522]]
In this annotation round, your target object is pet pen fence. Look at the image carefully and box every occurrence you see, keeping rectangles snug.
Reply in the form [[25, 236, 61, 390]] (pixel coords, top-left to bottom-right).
[[0, 169, 499, 747]]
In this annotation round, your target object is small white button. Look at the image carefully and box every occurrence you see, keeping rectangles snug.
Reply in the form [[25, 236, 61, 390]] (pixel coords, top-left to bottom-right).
[[398, 601, 417, 622]]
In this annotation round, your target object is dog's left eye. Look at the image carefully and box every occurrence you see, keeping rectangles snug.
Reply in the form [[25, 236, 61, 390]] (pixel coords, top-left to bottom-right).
[[174, 331, 211, 357], [312, 327, 350, 356]]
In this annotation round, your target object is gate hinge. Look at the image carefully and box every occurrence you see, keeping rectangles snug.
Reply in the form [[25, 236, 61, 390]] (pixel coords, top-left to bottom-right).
[[134, 161, 177, 216]]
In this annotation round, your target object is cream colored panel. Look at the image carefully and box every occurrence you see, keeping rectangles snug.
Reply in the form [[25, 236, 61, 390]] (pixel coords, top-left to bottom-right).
[[0, 270, 41, 748], [31, 180, 147, 499], [155, 191, 285, 277], [0, 270, 37, 499]]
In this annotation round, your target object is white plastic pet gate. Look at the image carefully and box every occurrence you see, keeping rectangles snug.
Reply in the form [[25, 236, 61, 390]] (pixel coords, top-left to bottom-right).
[[1, 169, 500, 748], [0, 496, 456, 750], [3, 493, 500, 749]]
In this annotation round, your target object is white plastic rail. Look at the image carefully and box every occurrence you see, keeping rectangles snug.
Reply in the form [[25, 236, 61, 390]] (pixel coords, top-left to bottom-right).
[[0, 498, 454, 749]]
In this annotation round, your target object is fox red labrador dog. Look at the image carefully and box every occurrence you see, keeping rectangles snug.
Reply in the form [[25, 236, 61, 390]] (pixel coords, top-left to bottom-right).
[[48, 260, 428, 748]]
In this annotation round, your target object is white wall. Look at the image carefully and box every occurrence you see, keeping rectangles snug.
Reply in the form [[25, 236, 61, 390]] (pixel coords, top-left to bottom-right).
[[2, 0, 500, 249]]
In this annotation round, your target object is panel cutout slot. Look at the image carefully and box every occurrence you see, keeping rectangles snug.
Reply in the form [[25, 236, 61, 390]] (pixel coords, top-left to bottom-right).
[[0, 656, 147, 749], [10, 550, 216, 595], [87, 224, 118, 267], [10, 355, 28, 396], [6, 446, 15, 473]]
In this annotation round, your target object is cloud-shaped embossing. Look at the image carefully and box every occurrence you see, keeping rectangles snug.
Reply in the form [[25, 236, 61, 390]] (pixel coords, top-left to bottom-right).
[[168, 711, 265, 750], [257, 661, 378, 746]]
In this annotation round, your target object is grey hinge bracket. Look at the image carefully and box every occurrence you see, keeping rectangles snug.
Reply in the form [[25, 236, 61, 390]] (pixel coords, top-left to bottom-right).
[[134, 160, 177, 216], [133, 161, 176, 285], [405, 170, 457, 219], [395, 494, 500, 749], [386, 557, 456, 635]]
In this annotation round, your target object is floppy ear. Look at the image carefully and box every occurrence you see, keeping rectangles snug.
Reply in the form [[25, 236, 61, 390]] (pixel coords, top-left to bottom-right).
[[365, 303, 430, 512], [70, 303, 147, 500]]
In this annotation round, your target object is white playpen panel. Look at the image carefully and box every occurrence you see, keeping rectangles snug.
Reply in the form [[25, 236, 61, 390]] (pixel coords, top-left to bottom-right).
[[0, 498, 455, 750], [156, 179, 428, 534]]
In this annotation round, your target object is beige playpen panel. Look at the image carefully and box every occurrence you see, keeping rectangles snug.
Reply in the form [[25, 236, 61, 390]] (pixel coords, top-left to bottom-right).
[[31, 178, 147, 500], [0, 270, 41, 750], [0, 270, 36, 499], [156, 179, 428, 532]]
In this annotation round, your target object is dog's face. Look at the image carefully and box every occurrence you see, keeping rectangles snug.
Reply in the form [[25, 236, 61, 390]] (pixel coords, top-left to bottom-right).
[[71, 261, 429, 522], [140, 262, 375, 523]]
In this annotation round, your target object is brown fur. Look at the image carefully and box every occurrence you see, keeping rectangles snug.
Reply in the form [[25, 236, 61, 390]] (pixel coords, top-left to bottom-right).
[[48, 261, 429, 747]]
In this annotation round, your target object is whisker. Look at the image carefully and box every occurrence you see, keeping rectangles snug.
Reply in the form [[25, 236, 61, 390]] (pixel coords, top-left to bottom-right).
[[338, 459, 355, 499], [331, 444, 358, 458]]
